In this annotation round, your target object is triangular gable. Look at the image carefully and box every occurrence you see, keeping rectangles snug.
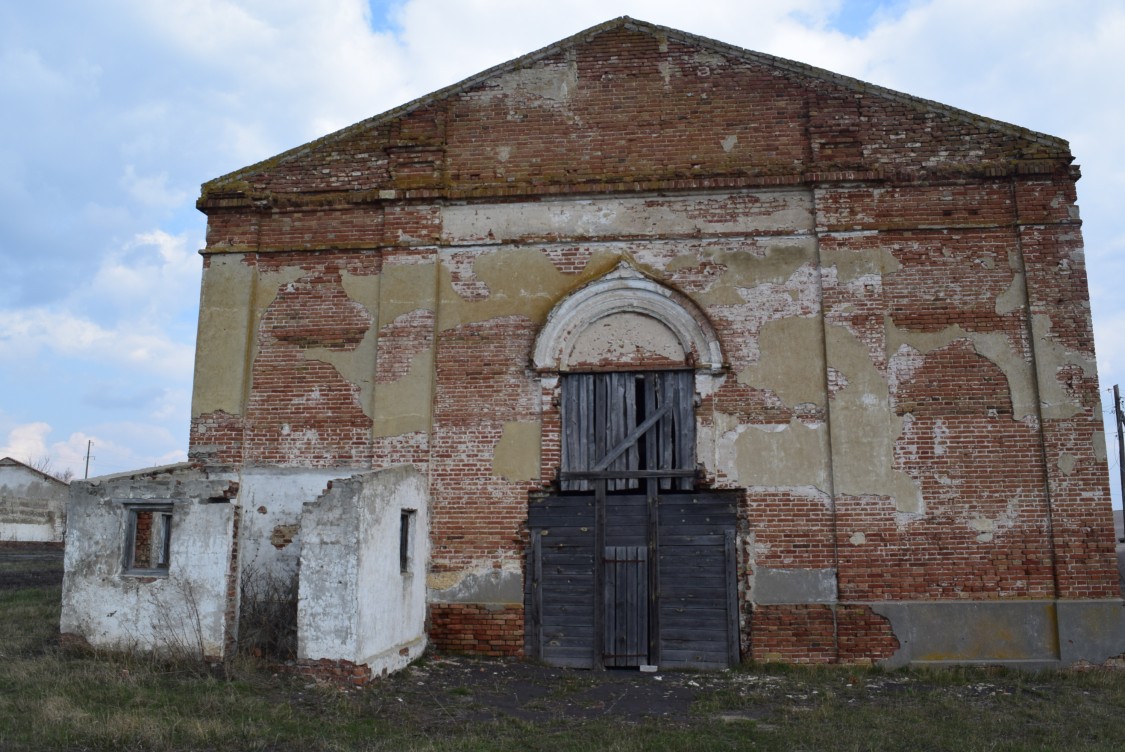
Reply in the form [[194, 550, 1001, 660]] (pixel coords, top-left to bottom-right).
[[0, 456, 70, 486], [200, 17, 1071, 207]]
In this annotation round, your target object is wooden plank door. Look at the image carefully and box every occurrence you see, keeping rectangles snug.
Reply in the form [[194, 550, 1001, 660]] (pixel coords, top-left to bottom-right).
[[603, 545, 649, 667]]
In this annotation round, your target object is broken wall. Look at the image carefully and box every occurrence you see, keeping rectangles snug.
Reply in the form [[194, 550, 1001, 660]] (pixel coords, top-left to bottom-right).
[[60, 465, 239, 659], [298, 465, 429, 677]]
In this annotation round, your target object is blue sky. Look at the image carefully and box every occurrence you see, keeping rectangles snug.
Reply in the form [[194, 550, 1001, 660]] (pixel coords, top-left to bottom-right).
[[1, 0, 1122, 506]]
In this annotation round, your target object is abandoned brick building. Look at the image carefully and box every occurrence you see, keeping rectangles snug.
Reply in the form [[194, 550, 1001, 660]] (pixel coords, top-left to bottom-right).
[[61, 17, 1124, 675]]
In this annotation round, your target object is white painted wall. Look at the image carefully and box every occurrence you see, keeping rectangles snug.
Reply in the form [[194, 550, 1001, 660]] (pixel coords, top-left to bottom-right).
[[0, 460, 68, 542], [236, 467, 361, 582], [299, 466, 429, 677], [60, 465, 238, 659]]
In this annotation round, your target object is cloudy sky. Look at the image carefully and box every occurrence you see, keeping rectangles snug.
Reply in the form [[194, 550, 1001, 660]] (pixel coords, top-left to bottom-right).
[[0, 0, 1122, 504]]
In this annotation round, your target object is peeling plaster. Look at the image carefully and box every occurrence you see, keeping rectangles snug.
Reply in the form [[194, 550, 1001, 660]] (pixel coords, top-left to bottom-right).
[[826, 324, 923, 513], [381, 261, 438, 324], [734, 419, 831, 492], [372, 349, 434, 438], [1030, 313, 1098, 421], [737, 317, 827, 408], [568, 311, 686, 366], [492, 422, 541, 482], [428, 564, 523, 604], [306, 326, 379, 421], [192, 258, 302, 418], [441, 191, 814, 246], [886, 321, 1038, 421], [475, 52, 578, 108], [820, 244, 901, 285], [438, 246, 618, 331], [1094, 431, 1107, 462], [669, 240, 816, 307], [752, 567, 837, 605]]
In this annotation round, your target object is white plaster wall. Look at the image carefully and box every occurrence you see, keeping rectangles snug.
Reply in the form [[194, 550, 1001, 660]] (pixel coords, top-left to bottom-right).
[[60, 468, 237, 658], [299, 466, 429, 677], [0, 464, 68, 542], [236, 467, 364, 581], [355, 467, 429, 669]]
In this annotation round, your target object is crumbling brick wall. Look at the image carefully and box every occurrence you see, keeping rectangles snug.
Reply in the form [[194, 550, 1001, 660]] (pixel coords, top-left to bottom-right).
[[188, 18, 1117, 664]]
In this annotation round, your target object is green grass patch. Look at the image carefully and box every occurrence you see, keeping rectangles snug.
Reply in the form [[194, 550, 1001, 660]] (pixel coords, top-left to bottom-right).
[[2, 584, 1125, 750]]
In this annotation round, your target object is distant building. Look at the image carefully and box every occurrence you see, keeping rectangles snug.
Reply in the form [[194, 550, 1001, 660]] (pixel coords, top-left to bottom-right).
[[62, 17, 1124, 677], [0, 457, 68, 544]]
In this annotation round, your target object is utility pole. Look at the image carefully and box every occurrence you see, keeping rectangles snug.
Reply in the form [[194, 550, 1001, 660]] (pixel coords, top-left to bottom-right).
[[84, 440, 93, 480], [1115, 386, 1125, 541]]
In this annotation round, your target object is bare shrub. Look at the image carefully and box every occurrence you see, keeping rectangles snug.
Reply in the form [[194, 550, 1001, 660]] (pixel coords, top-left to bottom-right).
[[237, 565, 298, 660], [27, 455, 74, 483]]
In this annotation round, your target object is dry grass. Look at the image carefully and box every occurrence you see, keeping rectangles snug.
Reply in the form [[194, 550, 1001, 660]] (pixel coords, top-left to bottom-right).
[[2, 582, 1125, 751]]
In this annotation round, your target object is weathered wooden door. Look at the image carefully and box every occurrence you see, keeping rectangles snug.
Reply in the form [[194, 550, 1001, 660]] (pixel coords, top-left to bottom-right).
[[527, 490, 739, 669], [603, 545, 648, 667], [527, 370, 741, 669], [602, 493, 650, 667]]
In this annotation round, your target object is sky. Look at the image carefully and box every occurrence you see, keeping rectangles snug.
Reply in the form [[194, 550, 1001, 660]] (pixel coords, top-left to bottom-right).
[[0, 0, 1122, 505]]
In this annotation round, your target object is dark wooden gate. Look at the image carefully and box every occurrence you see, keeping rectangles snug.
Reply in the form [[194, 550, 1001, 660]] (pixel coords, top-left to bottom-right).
[[527, 370, 740, 669], [527, 490, 739, 669]]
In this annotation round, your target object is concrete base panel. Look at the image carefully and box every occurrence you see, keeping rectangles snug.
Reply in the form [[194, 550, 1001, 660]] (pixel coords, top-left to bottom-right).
[[870, 599, 1125, 668]]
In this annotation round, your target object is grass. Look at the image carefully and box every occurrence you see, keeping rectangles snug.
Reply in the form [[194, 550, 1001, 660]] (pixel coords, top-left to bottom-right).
[[2, 582, 1125, 750]]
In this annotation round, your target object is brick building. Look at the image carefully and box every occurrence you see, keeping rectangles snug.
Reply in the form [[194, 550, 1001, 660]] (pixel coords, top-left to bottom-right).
[[62, 17, 1124, 674]]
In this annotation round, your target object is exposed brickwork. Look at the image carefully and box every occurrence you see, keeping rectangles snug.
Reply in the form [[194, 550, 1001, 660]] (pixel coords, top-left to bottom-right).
[[187, 19, 1118, 666], [429, 604, 525, 656], [291, 658, 374, 687], [750, 605, 836, 664], [836, 605, 900, 663], [430, 317, 539, 572]]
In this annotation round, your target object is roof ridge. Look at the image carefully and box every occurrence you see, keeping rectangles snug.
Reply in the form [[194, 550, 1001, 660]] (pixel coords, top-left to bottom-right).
[[202, 16, 1068, 194]]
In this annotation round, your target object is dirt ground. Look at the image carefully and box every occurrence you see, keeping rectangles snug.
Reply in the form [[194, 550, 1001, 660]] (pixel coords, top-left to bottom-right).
[[366, 654, 754, 726], [0, 544, 64, 590]]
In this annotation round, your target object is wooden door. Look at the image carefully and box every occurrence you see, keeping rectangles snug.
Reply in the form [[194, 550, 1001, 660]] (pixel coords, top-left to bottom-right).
[[603, 545, 648, 667], [528, 370, 739, 669], [527, 490, 740, 669]]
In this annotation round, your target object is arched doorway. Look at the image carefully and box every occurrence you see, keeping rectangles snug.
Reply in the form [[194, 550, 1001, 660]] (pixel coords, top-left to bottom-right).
[[526, 264, 740, 669]]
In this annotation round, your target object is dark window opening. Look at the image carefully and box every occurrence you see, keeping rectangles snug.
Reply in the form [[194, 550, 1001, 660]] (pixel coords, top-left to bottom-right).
[[560, 370, 695, 492], [125, 504, 173, 575], [400, 509, 416, 573]]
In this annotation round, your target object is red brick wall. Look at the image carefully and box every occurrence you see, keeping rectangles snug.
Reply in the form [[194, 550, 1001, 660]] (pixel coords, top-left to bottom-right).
[[428, 604, 524, 657], [189, 21, 1115, 663]]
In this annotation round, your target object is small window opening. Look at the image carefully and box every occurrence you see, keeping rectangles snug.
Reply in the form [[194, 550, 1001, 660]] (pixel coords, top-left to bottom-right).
[[400, 509, 416, 574], [126, 504, 173, 575]]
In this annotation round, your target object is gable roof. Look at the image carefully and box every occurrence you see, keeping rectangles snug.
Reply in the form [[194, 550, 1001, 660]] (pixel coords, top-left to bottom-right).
[[200, 16, 1072, 208], [0, 456, 70, 485]]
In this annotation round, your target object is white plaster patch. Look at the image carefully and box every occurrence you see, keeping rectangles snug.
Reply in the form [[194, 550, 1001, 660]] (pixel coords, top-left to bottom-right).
[[294, 387, 323, 406], [932, 419, 949, 457], [1094, 431, 1107, 462], [567, 311, 685, 366], [721, 135, 738, 153], [441, 190, 815, 245], [850, 532, 866, 545]]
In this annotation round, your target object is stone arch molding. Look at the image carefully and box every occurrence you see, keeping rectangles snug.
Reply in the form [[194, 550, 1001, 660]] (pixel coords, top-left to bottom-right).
[[533, 263, 724, 373]]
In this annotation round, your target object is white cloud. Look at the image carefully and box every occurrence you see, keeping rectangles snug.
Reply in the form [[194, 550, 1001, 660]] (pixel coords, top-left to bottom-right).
[[0, 422, 52, 464], [0, 307, 194, 377], [120, 166, 191, 209]]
